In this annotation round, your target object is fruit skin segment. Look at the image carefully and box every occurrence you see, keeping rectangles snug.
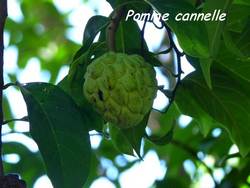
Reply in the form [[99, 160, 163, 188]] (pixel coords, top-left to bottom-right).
[[83, 52, 157, 129]]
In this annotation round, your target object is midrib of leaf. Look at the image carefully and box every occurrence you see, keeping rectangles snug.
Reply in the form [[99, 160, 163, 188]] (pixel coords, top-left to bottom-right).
[[24, 88, 66, 184], [218, 60, 250, 82]]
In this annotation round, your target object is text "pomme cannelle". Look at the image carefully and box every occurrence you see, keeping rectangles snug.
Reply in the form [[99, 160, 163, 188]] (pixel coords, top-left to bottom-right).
[[125, 9, 227, 22]]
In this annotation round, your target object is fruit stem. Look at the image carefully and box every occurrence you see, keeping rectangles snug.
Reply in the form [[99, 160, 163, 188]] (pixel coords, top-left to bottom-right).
[[106, 7, 125, 52]]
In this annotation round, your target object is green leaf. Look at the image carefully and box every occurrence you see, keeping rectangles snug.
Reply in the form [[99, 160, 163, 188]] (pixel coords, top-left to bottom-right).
[[234, 0, 250, 6], [159, 103, 181, 135], [107, 0, 150, 12], [61, 42, 107, 132], [176, 86, 218, 136], [203, 0, 232, 57], [115, 19, 148, 54], [20, 83, 91, 188], [121, 113, 150, 158], [199, 0, 233, 88], [226, 4, 250, 33], [222, 30, 245, 58], [58, 75, 103, 132], [176, 67, 250, 156], [149, 0, 210, 58], [217, 42, 250, 83], [109, 124, 134, 156], [82, 15, 109, 49]]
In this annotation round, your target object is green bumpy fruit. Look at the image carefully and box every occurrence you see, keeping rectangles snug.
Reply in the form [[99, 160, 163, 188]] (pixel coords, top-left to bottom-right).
[[83, 52, 157, 129]]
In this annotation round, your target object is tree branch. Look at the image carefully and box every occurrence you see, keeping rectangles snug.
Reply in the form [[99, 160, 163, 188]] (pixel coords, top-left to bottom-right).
[[2, 116, 29, 125], [159, 21, 184, 113], [2, 82, 18, 90], [0, 0, 8, 176]]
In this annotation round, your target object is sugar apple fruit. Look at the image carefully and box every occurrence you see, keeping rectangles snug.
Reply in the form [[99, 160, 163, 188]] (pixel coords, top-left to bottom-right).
[[83, 52, 157, 129]]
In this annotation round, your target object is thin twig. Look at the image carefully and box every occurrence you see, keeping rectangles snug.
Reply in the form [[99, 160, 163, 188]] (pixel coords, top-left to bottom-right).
[[2, 82, 18, 90], [2, 116, 29, 125], [216, 152, 241, 167], [171, 139, 218, 187], [89, 131, 110, 139], [0, 0, 8, 176], [159, 21, 185, 113], [154, 47, 172, 55]]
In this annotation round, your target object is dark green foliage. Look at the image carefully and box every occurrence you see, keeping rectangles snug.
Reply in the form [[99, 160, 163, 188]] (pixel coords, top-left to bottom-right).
[[20, 83, 91, 188], [2, 0, 250, 187]]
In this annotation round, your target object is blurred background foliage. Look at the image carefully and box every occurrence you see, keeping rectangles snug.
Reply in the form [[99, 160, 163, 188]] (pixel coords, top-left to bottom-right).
[[2, 0, 250, 187]]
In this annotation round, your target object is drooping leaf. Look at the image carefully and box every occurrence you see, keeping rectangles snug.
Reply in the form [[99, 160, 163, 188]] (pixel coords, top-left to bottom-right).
[[82, 15, 109, 49], [20, 82, 91, 188], [121, 113, 150, 158], [109, 124, 134, 156]]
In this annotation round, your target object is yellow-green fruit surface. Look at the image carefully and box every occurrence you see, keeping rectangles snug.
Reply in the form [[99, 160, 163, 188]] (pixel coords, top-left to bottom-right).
[[83, 52, 157, 129]]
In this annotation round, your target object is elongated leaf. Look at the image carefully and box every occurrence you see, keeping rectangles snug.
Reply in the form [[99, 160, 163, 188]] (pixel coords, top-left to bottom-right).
[[109, 124, 134, 156], [20, 83, 91, 188], [82, 15, 109, 48], [121, 113, 150, 158]]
